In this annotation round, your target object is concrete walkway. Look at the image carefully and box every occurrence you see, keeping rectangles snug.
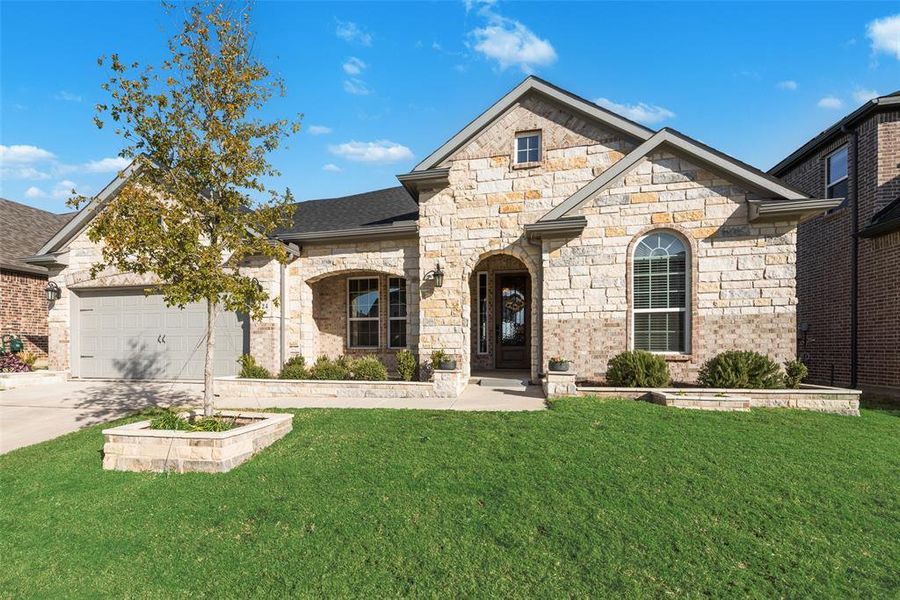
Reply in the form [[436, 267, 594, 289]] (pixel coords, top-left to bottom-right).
[[1, 376, 545, 454]]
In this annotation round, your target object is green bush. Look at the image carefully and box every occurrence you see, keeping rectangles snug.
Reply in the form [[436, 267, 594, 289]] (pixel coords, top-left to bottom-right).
[[783, 359, 808, 389], [238, 354, 272, 379], [698, 350, 783, 389], [278, 355, 309, 380], [308, 355, 351, 380], [149, 409, 235, 432], [396, 350, 417, 381], [605, 350, 671, 387], [352, 356, 388, 381]]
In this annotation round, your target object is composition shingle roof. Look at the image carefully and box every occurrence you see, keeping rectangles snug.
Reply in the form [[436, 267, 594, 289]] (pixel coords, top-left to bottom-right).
[[277, 186, 417, 236], [0, 198, 75, 274], [860, 195, 900, 238]]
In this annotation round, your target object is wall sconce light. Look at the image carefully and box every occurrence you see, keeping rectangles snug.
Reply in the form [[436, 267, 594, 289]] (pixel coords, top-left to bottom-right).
[[45, 281, 61, 302], [425, 263, 445, 288]]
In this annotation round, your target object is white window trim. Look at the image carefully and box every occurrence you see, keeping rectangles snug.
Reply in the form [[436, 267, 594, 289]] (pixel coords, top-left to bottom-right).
[[825, 145, 849, 198], [630, 232, 691, 355], [514, 130, 542, 166], [476, 271, 489, 355], [387, 277, 407, 349], [347, 276, 380, 349]]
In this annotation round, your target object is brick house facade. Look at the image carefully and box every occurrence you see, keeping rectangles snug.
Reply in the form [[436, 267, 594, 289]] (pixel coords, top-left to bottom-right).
[[771, 93, 900, 398], [0, 199, 74, 361], [31, 77, 839, 386]]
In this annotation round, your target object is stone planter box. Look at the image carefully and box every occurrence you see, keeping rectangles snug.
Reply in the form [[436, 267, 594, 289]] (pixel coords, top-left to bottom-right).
[[650, 391, 751, 412], [573, 384, 861, 416], [0, 370, 68, 390], [102, 410, 293, 473]]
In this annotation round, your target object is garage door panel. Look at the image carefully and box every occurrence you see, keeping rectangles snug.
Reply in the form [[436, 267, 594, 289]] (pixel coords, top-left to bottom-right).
[[77, 290, 247, 380]]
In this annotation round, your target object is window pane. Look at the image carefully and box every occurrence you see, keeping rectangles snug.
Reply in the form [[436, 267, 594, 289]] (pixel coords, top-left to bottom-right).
[[516, 134, 540, 164], [634, 311, 685, 353], [349, 278, 379, 319], [350, 320, 379, 347], [827, 147, 848, 185], [389, 319, 407, 348], [827, 178, 848, 199], [389, 278, 406, 318], [477, 273, 488, 354]]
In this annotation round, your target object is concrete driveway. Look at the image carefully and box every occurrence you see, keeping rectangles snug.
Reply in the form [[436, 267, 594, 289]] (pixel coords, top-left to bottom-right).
[[0, 380, 201, 454]]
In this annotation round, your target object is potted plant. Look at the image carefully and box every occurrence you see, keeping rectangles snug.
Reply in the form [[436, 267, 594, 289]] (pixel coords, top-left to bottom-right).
[[548, 356, 571, 372], [431, 350, 456, 371]]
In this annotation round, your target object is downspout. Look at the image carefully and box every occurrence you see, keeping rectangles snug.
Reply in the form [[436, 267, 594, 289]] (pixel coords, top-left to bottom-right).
[[279, 262, 286, 369], [841, 125, 859, 388]]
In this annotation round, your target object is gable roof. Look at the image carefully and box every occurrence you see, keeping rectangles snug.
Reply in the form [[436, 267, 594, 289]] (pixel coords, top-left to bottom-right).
[[769, 91, 900, 176], [275, 187, 417, 241], [411, 75, 654, 173], [0, 198, 75, 275], [540, 128, 812, 223]]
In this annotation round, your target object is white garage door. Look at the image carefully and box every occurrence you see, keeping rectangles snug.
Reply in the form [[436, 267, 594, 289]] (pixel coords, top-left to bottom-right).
[[77, 290, 249, 380]]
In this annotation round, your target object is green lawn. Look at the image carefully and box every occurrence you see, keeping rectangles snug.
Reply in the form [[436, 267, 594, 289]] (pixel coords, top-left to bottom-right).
[[1, 399, 898, 598]]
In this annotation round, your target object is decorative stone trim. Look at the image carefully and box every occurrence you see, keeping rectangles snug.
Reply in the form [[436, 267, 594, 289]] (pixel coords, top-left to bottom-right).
[[214, 374, 469, 402], [0, 370, 68, 390], [650, 391, 750, 411], [574, 384, 860, 416], [101, 410, 293, 473], [543, 371, 578, 398], [433, 368, 467, 398]]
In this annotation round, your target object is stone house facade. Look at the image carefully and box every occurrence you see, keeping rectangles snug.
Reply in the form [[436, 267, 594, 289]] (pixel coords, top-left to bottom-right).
[[29, 77, 839, 385], [770, 92, 900, 398]]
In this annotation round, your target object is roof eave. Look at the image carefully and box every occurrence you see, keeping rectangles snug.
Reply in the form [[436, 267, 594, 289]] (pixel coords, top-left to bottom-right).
[[396, 168, 450, 198], [524, 216, 587, 240], [275, 221, 418, 244], [747, 198, 844, 223]]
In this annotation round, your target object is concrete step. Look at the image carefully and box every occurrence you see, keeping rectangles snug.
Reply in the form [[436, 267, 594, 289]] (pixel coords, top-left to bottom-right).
[[477, 377, 529, 390]]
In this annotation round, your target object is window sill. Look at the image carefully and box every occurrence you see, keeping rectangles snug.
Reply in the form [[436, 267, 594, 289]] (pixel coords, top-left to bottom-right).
[[511, 161, 542, 170], [660, 354, 692, 362]]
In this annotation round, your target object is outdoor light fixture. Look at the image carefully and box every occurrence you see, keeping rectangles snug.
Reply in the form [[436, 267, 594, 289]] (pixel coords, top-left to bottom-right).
[[45, 282, 61, 302], [425, 263, 445, 288]]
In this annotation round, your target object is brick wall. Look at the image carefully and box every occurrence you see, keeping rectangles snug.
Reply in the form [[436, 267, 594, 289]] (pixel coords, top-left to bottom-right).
[[0, 268, 50, 359], [778, 110, 900, 395]]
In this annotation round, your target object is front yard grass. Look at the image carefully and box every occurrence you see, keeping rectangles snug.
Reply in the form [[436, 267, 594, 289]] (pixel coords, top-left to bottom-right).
[[1, 398, 898, 597]]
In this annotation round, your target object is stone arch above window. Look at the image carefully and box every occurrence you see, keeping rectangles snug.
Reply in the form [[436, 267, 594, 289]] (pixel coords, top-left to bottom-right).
[[630, 229, 691, 354]]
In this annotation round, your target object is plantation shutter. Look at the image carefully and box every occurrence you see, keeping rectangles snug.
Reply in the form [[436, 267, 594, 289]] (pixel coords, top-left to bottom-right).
[[633, 232, 688, 353]]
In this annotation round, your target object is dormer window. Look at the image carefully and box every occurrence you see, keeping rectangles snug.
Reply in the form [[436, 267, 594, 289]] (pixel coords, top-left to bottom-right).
[[515, 131, 541, 164]]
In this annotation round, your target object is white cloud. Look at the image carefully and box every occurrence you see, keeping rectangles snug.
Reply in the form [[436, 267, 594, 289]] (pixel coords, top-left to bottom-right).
[[0, 144, 56, 165], [25, 186, 45, 198], [867, 14, 900, 59], [307, 125, 332, 136], [328, 140, 413, 163], [54, 90, 82, 102], [776, 80, 798, 91], [342, 57, 366, 75], [470, 10, 557, 73], [82, 156, 130, 173], [853, 88, 881, 104], [595, 97, 675, 125], [321, 163, 343, 172], [343, 78, 372, 96], [51, 180, 82, 200], [817, 96, 844, 109], [335, 20, 372, 46]]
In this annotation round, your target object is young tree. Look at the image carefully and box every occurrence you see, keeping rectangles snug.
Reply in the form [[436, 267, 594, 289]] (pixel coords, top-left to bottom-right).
[[72, 1, 301, 415]]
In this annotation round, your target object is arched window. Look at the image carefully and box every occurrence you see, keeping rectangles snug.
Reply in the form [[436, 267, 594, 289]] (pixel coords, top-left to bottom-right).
[[632, 231, 689, 353]]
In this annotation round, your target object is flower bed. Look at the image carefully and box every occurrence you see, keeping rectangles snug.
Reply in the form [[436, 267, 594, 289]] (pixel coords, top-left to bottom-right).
[[102, 410, 293, 473]]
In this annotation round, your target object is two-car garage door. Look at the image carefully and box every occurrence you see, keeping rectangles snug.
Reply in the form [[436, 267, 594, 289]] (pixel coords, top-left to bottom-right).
[[76, 289, 249, 380]]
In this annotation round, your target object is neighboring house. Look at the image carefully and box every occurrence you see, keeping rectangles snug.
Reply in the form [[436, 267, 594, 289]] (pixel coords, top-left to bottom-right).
[[28, 77, 840, 384], [770, 92, 900, 398], [0, 198, 75, 361]]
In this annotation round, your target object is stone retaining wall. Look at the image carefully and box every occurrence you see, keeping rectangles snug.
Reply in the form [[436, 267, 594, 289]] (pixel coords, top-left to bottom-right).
[[0, 370, 68, 390]]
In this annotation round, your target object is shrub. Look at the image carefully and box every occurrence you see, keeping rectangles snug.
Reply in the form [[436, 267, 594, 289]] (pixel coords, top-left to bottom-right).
[[237, 354, 272, 379], [430, 349, 447, 367], [351, 356, 388, 381], [396, 350, 417, 381], [0, 352, 31, 373], [20, 351, 38, 368], [783, 359, 808, 389], [698, 350, 783, 389], [279, 355, 309, 380], [308, 355, 351, 380], [149, 409, 235, 432], [605, 350, 671, 387]]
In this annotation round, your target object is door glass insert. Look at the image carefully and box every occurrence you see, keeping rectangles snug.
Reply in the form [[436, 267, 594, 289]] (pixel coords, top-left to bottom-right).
[[500, 277, 527, 346]]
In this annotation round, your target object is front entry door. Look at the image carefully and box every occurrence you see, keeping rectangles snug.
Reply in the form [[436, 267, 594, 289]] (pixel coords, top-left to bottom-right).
[[495, 273, 529, 369]]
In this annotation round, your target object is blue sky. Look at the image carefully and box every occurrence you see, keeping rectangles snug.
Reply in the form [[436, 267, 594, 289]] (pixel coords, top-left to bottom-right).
[[1, 1, 899, 213]]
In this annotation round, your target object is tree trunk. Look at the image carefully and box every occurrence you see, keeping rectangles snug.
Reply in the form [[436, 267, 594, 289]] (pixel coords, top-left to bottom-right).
[[203, 297, 217, 416]]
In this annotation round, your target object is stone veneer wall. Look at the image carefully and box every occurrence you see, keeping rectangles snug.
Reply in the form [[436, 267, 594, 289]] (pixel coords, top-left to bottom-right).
[[417, 93, 635, 381], [1, 268, 50, 359]]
